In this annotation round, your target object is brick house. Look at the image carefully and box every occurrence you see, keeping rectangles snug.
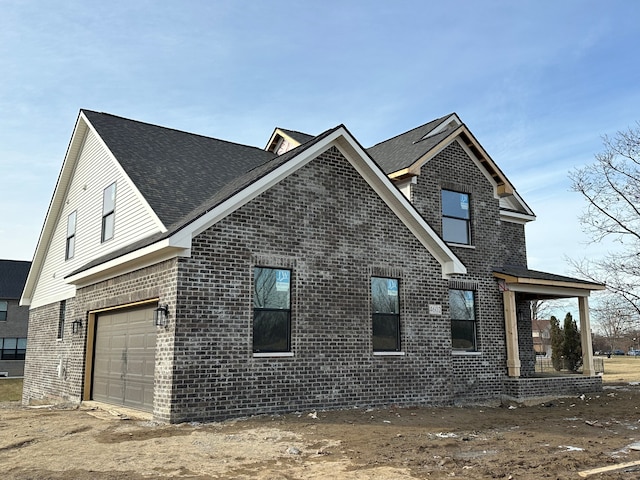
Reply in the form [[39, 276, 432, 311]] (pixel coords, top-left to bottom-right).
[[0, 259, 31, 376], [20, 110, 605, 422]]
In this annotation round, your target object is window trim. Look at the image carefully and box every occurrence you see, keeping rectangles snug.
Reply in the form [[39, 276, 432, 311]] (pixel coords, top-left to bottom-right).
[[371, 276, 401, 352], [441, 189, 471, 245], [57, 300, 66, 341], [101, 183, 116, 243], [252, 267, 292, 354], [65, 210, 77, 260], [449, 288, 477, 352]]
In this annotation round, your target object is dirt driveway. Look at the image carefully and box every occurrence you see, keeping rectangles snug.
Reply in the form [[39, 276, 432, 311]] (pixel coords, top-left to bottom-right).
[[2, 384, 640, 479]]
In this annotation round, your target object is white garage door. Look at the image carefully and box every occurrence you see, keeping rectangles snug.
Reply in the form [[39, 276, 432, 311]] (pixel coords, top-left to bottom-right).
[[92, 306, 156, 412]]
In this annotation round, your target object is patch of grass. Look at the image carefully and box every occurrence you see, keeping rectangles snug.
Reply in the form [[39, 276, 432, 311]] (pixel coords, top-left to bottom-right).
[[0, 378, 23, 402], [601, 355, 640, 383]]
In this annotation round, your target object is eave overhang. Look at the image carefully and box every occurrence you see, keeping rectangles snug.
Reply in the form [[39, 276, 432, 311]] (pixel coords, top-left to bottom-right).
[[493, 270, 606, 299]]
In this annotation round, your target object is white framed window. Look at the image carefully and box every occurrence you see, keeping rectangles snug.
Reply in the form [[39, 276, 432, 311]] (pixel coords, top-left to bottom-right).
[[101, 183, 116, 242], [65, 210, 77, 260]]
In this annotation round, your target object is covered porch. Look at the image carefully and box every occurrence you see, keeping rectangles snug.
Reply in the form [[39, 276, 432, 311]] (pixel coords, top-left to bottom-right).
[[493, 266, 607, 401]]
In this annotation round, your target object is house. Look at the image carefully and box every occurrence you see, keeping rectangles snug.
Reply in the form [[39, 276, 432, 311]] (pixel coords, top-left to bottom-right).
[[20, 110, 605, 423], [532, 319, 552, 356], [0, 260, 31, 376]]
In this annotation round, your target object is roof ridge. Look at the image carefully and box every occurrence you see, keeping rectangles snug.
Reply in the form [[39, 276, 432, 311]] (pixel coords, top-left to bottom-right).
[[81, 109, 270, 152]]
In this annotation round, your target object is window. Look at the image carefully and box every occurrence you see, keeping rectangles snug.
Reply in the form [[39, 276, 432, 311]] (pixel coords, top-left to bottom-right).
[[57, 300, 66, 340], [101, 183, 116, 242], [253, 267, 291, 353], [0, 338, 26, 360], [442, 189, 471, 244], [450, 289, 476, 351], [0, 301, 7, 321], [65, 210, 77, 260], [371, 277, 400, 352]]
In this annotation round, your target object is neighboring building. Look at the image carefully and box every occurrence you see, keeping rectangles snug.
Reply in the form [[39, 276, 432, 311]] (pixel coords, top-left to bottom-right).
[[532, 319, 552, 356], [0, 260, 31, 376], [21, 110, 605, 423]]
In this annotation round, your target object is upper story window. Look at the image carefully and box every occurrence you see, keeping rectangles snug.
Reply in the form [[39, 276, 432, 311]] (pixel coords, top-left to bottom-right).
[[253, 267, 291, 353], [371, 277, 401, 352], [101, 183, 116, 243], [0, 301, 7, 321], [65, 211, 77, 260], [442, 189, 471, 245], [450, 289, 476, 351]]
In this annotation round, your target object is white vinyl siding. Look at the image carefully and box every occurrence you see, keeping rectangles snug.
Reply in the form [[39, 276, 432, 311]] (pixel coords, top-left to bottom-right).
[[30, 129, 164, 308]]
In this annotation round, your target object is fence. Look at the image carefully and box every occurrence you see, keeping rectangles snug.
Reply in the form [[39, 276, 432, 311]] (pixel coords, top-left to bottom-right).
[[535, 356, 604, 375]]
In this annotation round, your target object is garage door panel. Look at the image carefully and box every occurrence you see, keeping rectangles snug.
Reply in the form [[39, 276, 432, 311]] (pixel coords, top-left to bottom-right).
[[92, 306, 156, 412]]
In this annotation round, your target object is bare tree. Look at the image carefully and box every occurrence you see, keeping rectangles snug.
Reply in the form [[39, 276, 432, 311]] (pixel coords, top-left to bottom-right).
[[569, 123, 640, 318], [590, 294, 636, 352]]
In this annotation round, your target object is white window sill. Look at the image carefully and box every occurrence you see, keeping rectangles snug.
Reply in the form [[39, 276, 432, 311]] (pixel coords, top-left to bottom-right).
[[253, 352, 294, 358], [446, 243, 476, 249], [373, 351, 405, 356], [452, 350, 482, 356]]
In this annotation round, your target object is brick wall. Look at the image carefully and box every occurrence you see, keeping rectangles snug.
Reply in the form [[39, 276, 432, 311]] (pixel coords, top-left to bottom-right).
[[503, 375, 602, 401], [22, 299, 79, 404], [168, 146, 455, 422], [409, 140, 532, 401], [22, 259, 178, 419]]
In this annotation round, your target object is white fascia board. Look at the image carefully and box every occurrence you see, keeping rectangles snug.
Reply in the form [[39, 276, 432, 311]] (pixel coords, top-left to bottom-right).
[[25, 290, 76, 311], [65, 238, 186, 287], [81, 112, 167, 234], [506, 283, 592, 298], [333, 135, 466, 277], [500, 210, 536, 224], [20, 114, 90, 307]]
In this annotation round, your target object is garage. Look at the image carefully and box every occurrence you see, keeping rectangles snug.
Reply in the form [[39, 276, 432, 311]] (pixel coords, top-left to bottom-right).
[[92, 306, 156, 412]]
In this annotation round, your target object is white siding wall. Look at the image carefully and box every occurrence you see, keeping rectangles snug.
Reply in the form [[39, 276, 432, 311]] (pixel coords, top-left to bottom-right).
[[31, 129, 164, 308]]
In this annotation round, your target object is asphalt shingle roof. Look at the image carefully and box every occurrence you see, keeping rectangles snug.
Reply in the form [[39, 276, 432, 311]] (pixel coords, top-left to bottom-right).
[[83, 110, 277, 230], [366, 115, 456, 174], [0, 260, 31, 299], [277, 128, 314, 145], [67, 122, 340, 276], [493, 265, 604, 287]]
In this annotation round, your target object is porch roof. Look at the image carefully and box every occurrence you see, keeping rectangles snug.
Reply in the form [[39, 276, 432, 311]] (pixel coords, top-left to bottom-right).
[[493, 265, 606, 300]]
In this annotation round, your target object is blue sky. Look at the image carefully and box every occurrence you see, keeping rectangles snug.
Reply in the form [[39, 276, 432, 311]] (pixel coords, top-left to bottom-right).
[[1, 0, 639, 280]]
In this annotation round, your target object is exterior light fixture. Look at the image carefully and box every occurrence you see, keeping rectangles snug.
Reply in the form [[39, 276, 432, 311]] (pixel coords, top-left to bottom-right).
[[72, 318, 83, 334], [154, 304, 169, 328]]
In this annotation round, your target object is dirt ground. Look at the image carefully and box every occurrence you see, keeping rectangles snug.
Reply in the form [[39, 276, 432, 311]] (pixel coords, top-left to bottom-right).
[[2, 384, 640, 479]]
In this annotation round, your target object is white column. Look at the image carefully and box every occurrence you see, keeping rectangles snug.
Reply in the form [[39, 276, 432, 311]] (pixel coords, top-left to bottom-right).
[[502, 290, 521, 377], [579, 296, 596, 376]]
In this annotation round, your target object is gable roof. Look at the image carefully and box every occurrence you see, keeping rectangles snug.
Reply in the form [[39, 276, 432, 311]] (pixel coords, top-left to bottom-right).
[[83, 111, 277, 230], [265, 127, 315, 154], [0, 260, 31, 299], [63, 122, 466, 286], [367, 113, 535, 219], [367, 114, 453, 174]]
